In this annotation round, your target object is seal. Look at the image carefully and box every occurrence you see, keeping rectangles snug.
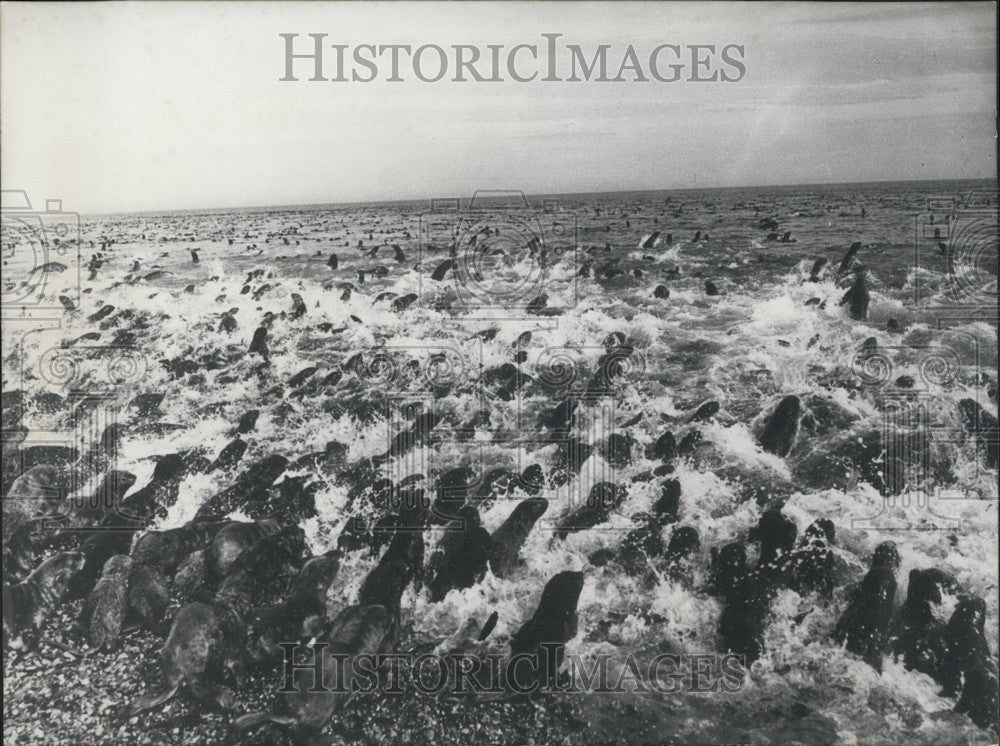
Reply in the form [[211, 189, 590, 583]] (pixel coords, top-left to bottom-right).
[[652, 478, 682, 524], [213, 523, 305, 607], [604, 432, 636, 469], [111, 454, 187, 528], [130, 519, 234, 578], [748, 505, 797, 578], [125, 561, 171, 634], [706, 541, 747, 597], [356, 524, 424, 608], [66, 469, 138, 526], [784, 519, 836, 597], [121, 601, 243, 717], [808, 258, 827, 282], [539, 399, 577, 433], [837, 241, 862, 275], [489, 498, 549, 579], [832, 541, 900, 672], [892, 567, 955, 678], [718, 562, 776, 665], [957, 398, 999, 469], [249, 325, 270, 362], [236, 409, 260, 434], [427, 505, 492, 602], [234, 603, 398, 742], [249, 550, 342, 667], [663, 525, 700, 580], [646, 431, 677, 463], [3, 551, 87, 648], [194, 454, 290, 520], [200, 520, 281, 593], [839, 269, 870, 320], [172, 548, 207, 602], [509, 570, 585, 690], [210, 437, 247, 473], [429, 466, 477, 525], [83, 554, 132, 651], [4, 463, 66, 519], [939, 596, 992, 697], [3, 520, 49, 586], [941, 595, 1000, 731], [954, 658, 1000, 732], [392, 293, 418, 312], [689, 400, 721, 423], [123, 527, 305, 719], [757, 395, 802, 457], [430, 258, 456, 281], [554, 482, 626, 539], [357, 558, 415, 627], [3, 465, 68, 582]]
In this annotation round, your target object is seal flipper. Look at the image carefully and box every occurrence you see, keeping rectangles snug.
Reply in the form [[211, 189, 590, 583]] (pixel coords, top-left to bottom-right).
[[233, 712, 297, 733], [120, 681, 181, 720], [188, 679, 236, 711]]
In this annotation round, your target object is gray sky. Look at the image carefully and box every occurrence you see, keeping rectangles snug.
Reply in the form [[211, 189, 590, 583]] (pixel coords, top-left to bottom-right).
[[1, 1, 995, 214]]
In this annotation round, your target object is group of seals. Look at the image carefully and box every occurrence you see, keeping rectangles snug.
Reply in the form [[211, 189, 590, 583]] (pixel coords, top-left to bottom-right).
[[3, 211, 997, 744]]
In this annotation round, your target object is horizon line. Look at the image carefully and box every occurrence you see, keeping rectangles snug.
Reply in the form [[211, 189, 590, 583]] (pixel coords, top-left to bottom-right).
[[73, 175, 998, 218]]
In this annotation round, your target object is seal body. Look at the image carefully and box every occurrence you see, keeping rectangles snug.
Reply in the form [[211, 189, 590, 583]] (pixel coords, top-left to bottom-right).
[[249, 550, 342, 667], [236, 604, 398, 742], [489, 498, 548, 579], [123, 601, 244, 716], [126, 562, 171, 634], [833, 541, 900, 672], [940, 596, 992, 697], [839, 272, 870, 320], [785, 519, 836, 597], [3, 551, 87, 646], [892, 568, 954, 677], [358, 529, 424, 619], [426, 506, 491, 602], [509, 570, 585, 689], [84, 554, 132, 651], [758, 395, 802, 457], [718, 566, 775, 665]]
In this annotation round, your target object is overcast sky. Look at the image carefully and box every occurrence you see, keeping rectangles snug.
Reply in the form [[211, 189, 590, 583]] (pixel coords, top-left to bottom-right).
[[1, 1, 995, 214]]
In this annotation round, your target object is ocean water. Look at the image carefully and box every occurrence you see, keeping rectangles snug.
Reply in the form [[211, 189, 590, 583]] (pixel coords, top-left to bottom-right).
[[2, 178, 997, 743]]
